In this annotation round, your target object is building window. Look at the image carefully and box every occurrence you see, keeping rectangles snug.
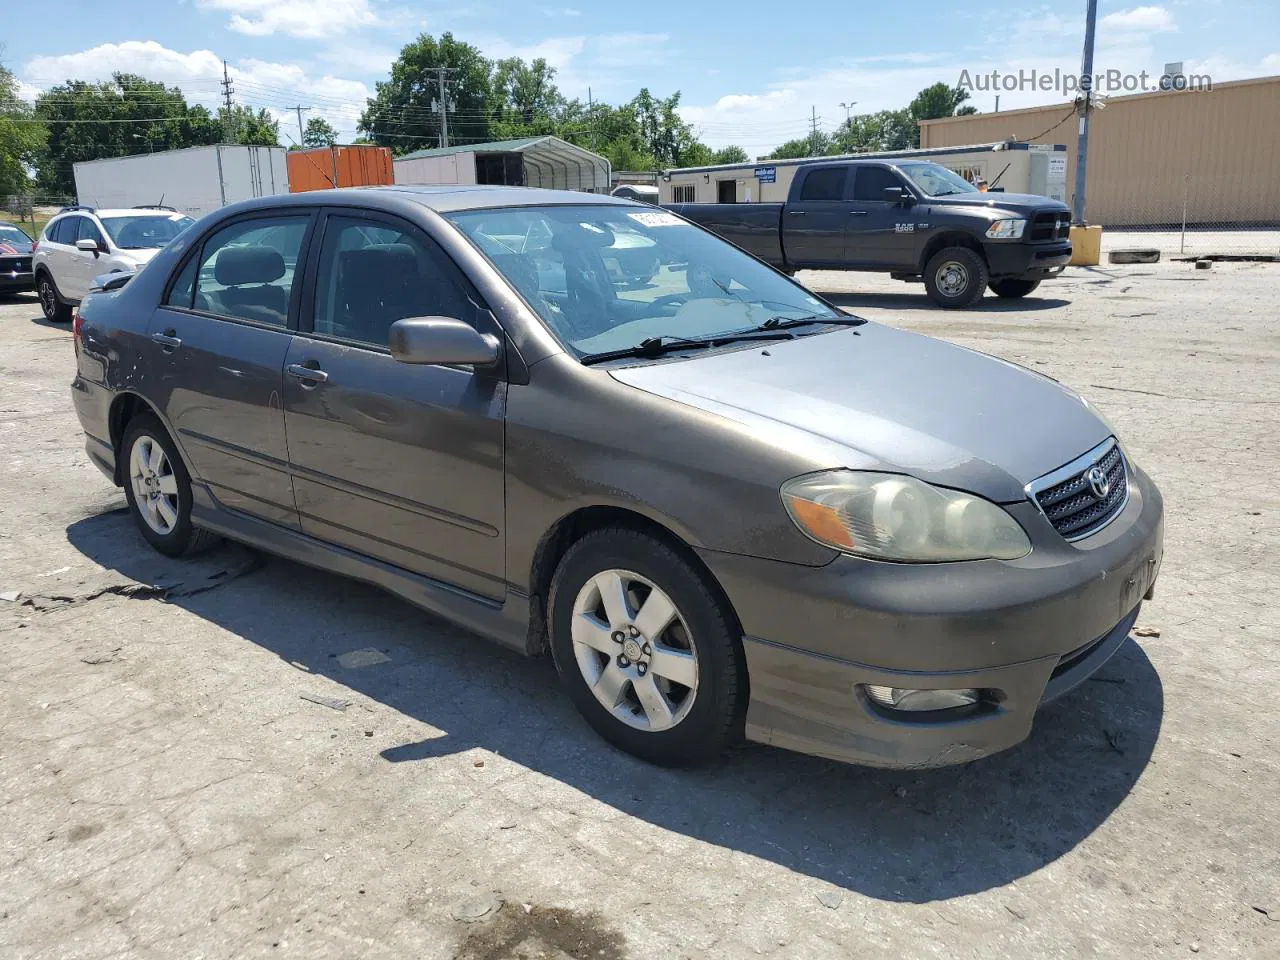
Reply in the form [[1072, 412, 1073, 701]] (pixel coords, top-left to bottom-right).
[[671, 184, 696, 203]]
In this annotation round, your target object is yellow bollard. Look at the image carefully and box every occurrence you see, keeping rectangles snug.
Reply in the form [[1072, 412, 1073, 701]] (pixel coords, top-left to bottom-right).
[[1069, 225, 1103, 266]]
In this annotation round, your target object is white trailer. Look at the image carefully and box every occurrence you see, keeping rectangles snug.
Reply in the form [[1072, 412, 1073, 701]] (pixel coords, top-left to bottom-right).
[[72, 145, 290, 219]]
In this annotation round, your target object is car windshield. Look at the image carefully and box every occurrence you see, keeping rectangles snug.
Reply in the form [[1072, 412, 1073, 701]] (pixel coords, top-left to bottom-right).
[[100, 214, 196, 249], [0, 225, 31, 252], [898, 162, 980, 198], [446, 204, 841, 358]]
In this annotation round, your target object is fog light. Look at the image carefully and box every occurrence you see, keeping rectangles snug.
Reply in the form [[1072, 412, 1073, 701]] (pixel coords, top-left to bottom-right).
[[864, 685, 981, 712]]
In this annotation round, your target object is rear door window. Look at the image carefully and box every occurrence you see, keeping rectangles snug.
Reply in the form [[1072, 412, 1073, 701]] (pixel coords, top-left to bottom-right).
[[798, 168, 848, 202], [192, 216, 311, 327], [50, 217, 79, 244]]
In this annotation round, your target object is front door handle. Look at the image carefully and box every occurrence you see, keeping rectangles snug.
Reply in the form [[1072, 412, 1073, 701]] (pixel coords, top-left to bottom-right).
[[788, 210, 806, 216], [849, 210, 869, 216], [151, 330, 181, 351], [287, 363, 329, 384]]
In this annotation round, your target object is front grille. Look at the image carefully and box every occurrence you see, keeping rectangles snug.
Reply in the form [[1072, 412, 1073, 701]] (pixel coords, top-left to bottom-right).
[[1029, 211, 1071, 242], [1031, 441, 1128, 540]]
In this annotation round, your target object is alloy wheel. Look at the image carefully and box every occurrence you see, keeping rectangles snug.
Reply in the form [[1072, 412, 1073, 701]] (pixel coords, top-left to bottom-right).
[[129, 434, 180, 536], [570, 569, 699, 732], [38, 279, 57, 319]]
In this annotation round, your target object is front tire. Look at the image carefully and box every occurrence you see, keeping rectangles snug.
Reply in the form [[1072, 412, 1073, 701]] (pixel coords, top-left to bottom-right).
[[121, 413, 217, 558], [989, 277, 1042, 299], [548, 528, 747, 766], [924, 246, 988, 309], [37, 274, 72, 323]]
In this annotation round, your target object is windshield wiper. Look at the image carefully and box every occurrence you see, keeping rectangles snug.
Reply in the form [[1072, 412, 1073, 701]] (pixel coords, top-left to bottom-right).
[[579, 331, 794, 366], [759, 313, 867, 331]]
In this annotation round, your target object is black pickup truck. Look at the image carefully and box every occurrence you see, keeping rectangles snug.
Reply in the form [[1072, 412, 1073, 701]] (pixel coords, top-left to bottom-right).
[[666, 159, 1072, 308]]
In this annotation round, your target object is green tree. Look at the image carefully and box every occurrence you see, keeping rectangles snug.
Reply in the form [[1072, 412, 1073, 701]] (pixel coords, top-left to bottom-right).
[[712, 145, 749, 164], [769, 133, 830, 160], [489, 57, 563, 136], [360, 33, 493, 153], [302, 116, 338, 148], [220, 105, 279, 146], [1, 59, 46, 197], [34, 73, 221, 195], [831, 109, 915, 154], [629, 89, 706, 166], [908, 82, 973, 122]]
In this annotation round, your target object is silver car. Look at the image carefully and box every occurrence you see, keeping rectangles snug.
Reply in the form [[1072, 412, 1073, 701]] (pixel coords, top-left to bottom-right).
[[70, 186, 1164, 769]]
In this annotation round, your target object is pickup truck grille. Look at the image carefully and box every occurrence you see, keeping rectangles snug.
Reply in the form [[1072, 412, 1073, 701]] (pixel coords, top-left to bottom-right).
[[1030, 211, 1071, 242], [1030, 441, 1128, 540], [1, 256, 32, 273]]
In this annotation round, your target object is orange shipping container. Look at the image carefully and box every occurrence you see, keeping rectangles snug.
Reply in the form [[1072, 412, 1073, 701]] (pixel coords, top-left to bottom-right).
[[287, 145, 394, 193]]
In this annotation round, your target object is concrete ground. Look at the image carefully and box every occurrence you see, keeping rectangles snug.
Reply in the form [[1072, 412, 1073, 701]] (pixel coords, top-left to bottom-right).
[[1101, 228, 1280, 259], [1, 260, 1278, 960]]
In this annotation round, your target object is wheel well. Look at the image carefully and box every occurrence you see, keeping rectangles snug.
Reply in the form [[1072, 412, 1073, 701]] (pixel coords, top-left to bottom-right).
[[919, 232, 987, 274], [525, 505, 739, 657], [107, 393, 160, 485]]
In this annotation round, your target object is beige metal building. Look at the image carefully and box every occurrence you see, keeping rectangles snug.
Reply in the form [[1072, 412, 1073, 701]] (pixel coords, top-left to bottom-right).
[[919, 74, 1280, 227]]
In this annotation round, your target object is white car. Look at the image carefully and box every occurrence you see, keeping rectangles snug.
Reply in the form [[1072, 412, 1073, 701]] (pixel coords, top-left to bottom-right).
[[34, 205, 194, 322]]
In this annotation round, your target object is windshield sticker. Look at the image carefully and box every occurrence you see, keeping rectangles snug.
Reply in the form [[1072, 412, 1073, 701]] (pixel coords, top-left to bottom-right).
[[628, 211, 684, 228]]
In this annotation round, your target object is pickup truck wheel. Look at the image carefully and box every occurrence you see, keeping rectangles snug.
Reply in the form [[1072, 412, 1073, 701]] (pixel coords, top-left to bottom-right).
[[989, 278, 1042, 299], [924, 247, 988, 309], [37, 274, 72, 323], [549, 528, 747, 766]]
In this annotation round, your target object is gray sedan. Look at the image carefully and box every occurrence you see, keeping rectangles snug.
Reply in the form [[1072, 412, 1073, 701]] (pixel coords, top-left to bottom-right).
[[70, 186, 1164, 769]]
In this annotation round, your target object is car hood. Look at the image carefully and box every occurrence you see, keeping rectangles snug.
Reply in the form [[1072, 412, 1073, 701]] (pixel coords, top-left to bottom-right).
[[608, 323, 1110, 503], [927, 192, 1069, 216]]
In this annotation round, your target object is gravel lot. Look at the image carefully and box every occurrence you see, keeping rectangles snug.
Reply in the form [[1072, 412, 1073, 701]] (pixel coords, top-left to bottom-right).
[[2, 260, 1278, 960]]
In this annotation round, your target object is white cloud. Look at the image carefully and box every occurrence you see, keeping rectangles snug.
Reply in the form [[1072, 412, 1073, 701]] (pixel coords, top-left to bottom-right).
[[197, 0, 383, 39], [1263, 53, 1280, 72], [22, 41, 370, 140], [539, 6, 581, 15], [471, 32, 672, 100], [1100, 5, 1177, 32]]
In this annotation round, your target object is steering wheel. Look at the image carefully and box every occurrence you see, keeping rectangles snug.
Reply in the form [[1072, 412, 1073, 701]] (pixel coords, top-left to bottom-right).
[[649, 293, 690, 313]]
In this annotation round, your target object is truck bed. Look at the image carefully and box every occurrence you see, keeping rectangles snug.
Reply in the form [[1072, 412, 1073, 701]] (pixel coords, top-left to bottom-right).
[[666, 203, 786, 268]]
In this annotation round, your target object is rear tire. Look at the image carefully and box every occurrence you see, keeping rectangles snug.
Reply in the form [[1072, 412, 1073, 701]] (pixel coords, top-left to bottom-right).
[[924, 246, 988, 309], [989, 277, 1042, 299], [548, 528, 746, 766], [121, 413, 218, 558], [37, 274, 72, 323]]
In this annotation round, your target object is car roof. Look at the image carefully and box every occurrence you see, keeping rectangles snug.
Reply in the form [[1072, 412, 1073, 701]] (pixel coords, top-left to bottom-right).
[[230, 185, 639, 216]]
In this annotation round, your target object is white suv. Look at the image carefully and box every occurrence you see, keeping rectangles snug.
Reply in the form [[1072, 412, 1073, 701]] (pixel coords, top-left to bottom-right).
[[34, 206, 194, 322]]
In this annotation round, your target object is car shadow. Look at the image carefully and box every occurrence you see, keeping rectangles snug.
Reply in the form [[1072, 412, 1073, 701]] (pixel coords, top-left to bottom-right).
[[66, 508, 1163, 904], [815, 290, 1072, 313]]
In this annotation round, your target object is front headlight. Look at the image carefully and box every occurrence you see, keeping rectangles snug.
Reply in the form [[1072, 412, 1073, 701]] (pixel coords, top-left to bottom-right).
[[986, 219, 1027, 239], [781, 471, 1031, 562]]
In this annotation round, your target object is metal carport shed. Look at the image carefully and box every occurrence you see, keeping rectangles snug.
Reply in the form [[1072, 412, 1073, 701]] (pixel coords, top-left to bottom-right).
[[392, 136, 611, 193]]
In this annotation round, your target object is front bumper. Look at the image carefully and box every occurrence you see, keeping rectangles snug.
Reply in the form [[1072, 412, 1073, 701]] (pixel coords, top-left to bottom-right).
[[698, 465, 1164, 768], [0, 270, 34, 292], [985, 240, 1072, 278]]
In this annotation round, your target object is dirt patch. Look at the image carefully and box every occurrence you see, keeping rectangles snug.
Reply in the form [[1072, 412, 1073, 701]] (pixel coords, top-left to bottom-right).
[[456, 903, 627, 960]]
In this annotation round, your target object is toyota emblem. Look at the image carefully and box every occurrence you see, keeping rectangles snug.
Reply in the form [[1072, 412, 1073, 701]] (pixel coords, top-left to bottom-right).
[[1086, 465, 1110, 499]]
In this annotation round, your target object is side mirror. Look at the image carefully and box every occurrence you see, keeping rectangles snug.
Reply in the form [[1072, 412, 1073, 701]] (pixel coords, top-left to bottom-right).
[[389, 317, 501, 367], [883, 186, 915, 206], [76, 238, 102, 255]]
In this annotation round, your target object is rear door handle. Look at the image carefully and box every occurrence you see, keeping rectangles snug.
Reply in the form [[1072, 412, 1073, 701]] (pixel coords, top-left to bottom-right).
[[849, 210, 869, 216], [287, 363, 329, 384], [151, 330, 181, 351], [788, 210, 806, 216]]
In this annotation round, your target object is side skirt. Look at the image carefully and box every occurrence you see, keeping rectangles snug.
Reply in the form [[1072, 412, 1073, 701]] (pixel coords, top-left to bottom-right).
[[190, 484, 532, 655]]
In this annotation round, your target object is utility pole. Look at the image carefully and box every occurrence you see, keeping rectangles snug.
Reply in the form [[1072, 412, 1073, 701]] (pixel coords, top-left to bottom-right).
[[588, 87, 597, 150], [427, 67, 459, 148], [287, 105, 313, 145], [220, 60, 235, 142], [809, 106, 822, 157], [1072, 0, 1099, 224]]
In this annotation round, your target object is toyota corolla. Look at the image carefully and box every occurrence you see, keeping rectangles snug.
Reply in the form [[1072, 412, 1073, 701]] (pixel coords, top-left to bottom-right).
[[70, 186, 1164, 768]]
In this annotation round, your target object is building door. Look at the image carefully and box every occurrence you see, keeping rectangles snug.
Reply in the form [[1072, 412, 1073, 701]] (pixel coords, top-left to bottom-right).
[[717, 179, 737, 203]]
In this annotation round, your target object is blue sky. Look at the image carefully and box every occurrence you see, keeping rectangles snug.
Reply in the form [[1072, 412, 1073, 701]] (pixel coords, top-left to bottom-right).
[[7, 0, 1279, 155]]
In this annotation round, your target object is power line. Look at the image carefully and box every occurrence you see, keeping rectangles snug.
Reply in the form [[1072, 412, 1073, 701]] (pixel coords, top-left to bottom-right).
[[285, 104, 313, 144]]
